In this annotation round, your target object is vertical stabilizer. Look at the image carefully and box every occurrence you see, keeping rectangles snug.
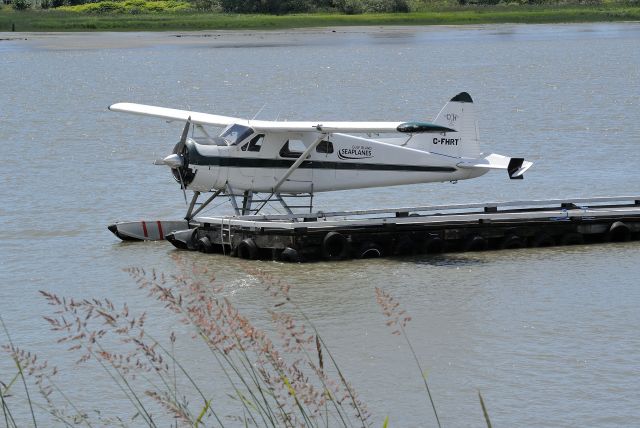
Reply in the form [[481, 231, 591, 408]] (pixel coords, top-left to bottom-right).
[[407, 92, 481, 158]]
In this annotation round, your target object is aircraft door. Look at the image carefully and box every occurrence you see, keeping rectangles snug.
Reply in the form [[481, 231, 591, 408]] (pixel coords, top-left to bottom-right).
[[238, 134, 275, 191], [313, 139, 336, 192], [277, 139, 313, 193]]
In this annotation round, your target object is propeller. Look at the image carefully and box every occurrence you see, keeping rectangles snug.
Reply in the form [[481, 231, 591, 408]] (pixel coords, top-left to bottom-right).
[[176, 116, 191, 155], [154, 117, 192, 205]]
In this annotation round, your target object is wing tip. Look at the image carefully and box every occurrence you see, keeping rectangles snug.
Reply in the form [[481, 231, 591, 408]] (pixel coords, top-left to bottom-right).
[[108, 102, 128, 111]]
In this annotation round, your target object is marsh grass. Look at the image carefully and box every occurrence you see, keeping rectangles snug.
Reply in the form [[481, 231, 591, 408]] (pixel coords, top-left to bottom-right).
[[1, 4, 639, 31], [2, 261, 492, 426]]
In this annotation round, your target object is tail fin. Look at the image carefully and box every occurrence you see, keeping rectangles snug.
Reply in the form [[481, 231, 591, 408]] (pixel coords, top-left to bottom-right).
[[407, 92, 481, 158]]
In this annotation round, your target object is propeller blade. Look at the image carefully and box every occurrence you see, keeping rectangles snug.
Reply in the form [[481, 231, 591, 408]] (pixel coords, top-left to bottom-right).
[[175, 116, 191, 154], [176, 169, 188, 205]]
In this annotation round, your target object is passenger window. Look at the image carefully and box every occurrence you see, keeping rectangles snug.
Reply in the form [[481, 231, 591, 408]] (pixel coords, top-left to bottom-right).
[[316, 140, 334, 154], [279, 140, 306, 158], [242, 134, 264, 152]]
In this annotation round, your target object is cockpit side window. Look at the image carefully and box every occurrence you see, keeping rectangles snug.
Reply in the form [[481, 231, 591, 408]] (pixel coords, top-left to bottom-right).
[[241, 134, 265, 152], [279, 140, 306, 158], [220, 124, 254, 146], [316, 140, 334, 154]]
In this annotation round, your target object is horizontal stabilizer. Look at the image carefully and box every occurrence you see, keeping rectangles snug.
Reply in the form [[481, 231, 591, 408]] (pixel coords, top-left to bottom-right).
[[457, 153, 533, 179], [507, 157, 528, 179]]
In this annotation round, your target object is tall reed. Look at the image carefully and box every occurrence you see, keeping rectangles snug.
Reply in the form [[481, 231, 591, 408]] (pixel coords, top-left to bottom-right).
[[2, 261, 493, 426]]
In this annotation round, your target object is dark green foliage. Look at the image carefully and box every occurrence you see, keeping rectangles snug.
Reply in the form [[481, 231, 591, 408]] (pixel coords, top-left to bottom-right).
[[220, 0, 313, 14], [216, 0, 408, 14], [193, 0, 218, 11], [458, 0, 500, 5], [12, 0, 31, 10], [332, 0, 409, 14], [336, 0, 364, 14]]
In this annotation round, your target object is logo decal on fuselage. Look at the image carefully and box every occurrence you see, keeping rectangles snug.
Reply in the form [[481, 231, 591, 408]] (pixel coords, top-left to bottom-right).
[[337, 145, 373, 160]]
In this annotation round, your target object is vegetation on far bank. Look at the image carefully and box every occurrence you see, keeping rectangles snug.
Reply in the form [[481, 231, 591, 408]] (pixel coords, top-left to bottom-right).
[[0, 2, 639, 31]]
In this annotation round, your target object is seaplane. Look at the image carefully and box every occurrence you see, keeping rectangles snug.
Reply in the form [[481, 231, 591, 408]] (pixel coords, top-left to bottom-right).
[[108, 92, 532, 242]]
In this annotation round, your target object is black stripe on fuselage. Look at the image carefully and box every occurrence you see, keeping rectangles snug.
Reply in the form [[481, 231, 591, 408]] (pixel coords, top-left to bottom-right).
[[189, 154, 456, 173]]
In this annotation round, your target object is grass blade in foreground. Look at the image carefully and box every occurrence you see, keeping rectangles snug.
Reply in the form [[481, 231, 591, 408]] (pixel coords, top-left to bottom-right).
[[375, 287, 441, 428], [479, 391, 492, 428]]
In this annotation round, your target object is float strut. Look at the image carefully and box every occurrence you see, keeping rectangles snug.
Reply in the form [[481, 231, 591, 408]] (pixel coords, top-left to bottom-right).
[[187, 188, 223, 220], [185, 191, 201, 220]]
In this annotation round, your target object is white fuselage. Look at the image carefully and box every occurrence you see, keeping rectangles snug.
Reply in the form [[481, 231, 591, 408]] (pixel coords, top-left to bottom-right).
[[184, 132, 487, 194]]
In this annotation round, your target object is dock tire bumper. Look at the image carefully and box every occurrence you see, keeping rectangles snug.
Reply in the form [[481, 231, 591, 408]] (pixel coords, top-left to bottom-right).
[[500, 235, 525, 250], [238, 238, 259, 260], [608, 221, 631, 242], [357, 242, 383, 259], [197, 236, 215, 253], [464, 235, 488, 252], [280, 247, 300, 263], [322, 232, 350, 260]]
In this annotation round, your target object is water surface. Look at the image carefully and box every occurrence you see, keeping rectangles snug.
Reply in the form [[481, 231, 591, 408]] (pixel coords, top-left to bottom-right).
[[1, 23, 639, 426]]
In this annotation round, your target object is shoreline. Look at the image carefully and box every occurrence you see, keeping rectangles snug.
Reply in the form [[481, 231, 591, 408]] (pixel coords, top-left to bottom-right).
[[1, 5, 639, 32], [2, 21, 638, 50]]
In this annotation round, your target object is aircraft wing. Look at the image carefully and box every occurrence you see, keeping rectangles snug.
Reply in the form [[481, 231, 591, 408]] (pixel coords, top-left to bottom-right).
[[235, 120, 454, 134], [109, 103, 454, 134], [248, 120, 404, 133], [108, 103, 242, 127]]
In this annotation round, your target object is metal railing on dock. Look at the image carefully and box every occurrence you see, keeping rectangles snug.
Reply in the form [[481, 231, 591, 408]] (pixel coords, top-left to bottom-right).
[[197, 195, 640, 224]]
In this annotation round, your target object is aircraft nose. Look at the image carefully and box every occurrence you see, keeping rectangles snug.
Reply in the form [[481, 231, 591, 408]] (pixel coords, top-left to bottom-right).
[[163, 153, 183, 168], [153, 153, 183, 168]]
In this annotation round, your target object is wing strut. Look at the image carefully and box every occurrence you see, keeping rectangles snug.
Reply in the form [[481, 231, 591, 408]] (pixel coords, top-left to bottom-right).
[[185, 191, 201, 220]]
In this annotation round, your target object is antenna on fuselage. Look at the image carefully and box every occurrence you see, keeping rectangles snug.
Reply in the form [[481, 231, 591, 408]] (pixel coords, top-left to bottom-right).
[[252, 104, 267, 120]]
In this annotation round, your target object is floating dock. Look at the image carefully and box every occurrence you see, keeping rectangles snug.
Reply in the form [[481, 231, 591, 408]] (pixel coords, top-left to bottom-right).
[[110, 196, 640, 262]]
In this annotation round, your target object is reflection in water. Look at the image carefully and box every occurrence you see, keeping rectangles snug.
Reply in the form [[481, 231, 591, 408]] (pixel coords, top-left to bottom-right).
[[413, 253, 490, 267]]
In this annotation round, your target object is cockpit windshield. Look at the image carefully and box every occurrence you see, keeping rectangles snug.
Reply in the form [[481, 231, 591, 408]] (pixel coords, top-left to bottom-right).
[[219, 124, 254, 146]]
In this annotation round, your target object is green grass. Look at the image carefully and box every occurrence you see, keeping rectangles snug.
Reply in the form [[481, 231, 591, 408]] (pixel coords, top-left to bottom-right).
[[1, 4, 639, 32]]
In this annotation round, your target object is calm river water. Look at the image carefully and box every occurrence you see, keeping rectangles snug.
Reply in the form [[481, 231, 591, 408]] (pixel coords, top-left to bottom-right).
[[1, 23, 640, 426]]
